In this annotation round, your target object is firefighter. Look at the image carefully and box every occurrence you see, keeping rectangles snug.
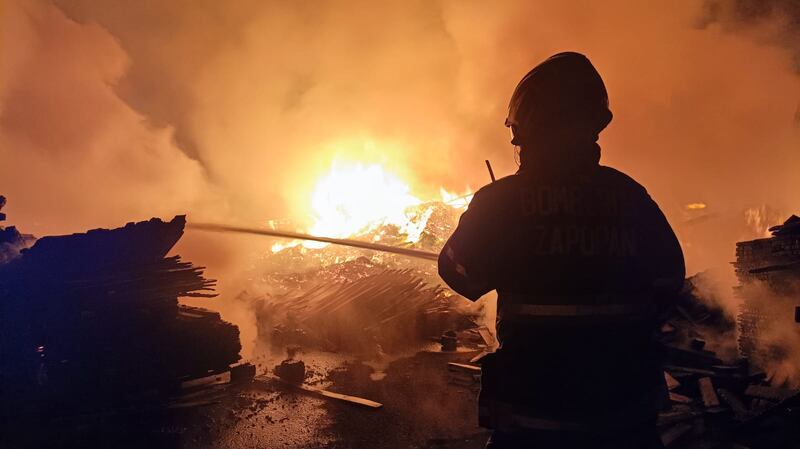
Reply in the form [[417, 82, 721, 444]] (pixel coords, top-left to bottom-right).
[[438, 52, 685, 449]]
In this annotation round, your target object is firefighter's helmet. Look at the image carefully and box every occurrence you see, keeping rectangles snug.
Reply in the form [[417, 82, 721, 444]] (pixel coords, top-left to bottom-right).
[[506, 52, 612, 145]]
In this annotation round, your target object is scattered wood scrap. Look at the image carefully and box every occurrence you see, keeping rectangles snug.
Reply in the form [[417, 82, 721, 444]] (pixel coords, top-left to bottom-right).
[[665, 371, 681, 391], [669, 392, 692, 404], [447, 362, 481, 373], [446, 362, 481, 390], [698, 377, 720, 408], [257, 377, 382, 409]]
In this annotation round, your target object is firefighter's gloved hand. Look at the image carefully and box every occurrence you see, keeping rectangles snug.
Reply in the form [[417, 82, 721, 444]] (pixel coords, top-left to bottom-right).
[[438, 244, 493, 301]]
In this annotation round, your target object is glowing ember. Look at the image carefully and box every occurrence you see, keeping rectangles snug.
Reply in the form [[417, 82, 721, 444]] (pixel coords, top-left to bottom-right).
[[685, 203, 707, 210]]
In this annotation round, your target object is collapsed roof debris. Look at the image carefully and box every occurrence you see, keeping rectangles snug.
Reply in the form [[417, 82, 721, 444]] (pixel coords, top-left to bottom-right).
[[0, 209, 242, 419]]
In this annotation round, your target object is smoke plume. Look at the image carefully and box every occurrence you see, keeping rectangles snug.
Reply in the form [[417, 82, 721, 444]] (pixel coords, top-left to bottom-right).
[[3, 0, 800, 355]]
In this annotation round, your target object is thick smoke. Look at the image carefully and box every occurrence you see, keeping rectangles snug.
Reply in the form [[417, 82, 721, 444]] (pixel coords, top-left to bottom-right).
[[3, 0, 800, 356], [0, 1, 222, 234], [737, 281, 800, 387], [702, 0, 800, 69]]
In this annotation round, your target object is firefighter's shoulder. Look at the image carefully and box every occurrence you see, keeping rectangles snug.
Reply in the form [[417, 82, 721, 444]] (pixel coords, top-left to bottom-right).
[[471, 173, 521, 203], [596, 165, 650, 197]]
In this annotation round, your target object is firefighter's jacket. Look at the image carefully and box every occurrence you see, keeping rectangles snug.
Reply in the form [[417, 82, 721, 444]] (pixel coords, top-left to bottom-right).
[[438, 162, 685, 432]]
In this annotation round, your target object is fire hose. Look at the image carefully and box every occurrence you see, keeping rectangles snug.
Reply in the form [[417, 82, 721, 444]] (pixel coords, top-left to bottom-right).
[[187, 222, 439, 261]]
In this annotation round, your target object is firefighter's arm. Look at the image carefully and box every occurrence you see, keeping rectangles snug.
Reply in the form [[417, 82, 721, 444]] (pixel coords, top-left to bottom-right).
[[438, 190, 495, 301], [438, 244, 493, 301], [642, 196, 686, 316]]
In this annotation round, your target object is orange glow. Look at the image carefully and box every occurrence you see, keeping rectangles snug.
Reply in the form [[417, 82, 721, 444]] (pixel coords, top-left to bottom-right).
[[270, 162, 474, 253], [309, 162, 421, 239], [272, 162, 424, 252], [440, 187, 474, 209]]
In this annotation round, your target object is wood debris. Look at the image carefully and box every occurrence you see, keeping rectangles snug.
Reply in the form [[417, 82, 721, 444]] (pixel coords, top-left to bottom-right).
[[0, 215, 241, 415]]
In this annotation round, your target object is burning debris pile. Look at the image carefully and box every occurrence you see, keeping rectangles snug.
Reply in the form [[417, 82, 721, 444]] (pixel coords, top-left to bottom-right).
[[735, 215, 800, 376], [249, 200, 480, 355], [0, 209, 241, 416], [253, 260, 474, 355]]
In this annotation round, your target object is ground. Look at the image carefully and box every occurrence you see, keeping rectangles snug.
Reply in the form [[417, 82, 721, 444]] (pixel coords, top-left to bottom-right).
[[2, 347, 489, 449]]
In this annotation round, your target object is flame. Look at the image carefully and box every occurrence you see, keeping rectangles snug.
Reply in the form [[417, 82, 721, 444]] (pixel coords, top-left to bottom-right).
[[440, 187, 474, 209], [744, 205, 784, 238], [309, 162, 421, 239], [270, 162, 474, 254], [270, 241, 298, 253]]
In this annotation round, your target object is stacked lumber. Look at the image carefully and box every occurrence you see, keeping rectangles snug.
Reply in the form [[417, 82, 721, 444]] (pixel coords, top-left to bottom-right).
[[734, 215, 800, 368], [0, 215, 241, 414]]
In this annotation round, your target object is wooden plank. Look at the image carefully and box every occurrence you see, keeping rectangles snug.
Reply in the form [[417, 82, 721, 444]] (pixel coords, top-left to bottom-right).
[[698, 377, 720, 407], [448, 362, 481, 373], [469, 350, 490, 364], [476, 327, 496, 347], [181, 371, 230, 389], [310, 386, 383, 409], [261, 377, 382, 409], [664, 371, 681, 391], [669, 392, 692, 404], [664, 365, 717, 377]]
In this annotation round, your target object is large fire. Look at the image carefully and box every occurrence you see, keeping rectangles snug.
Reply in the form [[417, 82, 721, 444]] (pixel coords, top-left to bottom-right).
[[309, 163, 422, 239], [271, 162, 473, 253]]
